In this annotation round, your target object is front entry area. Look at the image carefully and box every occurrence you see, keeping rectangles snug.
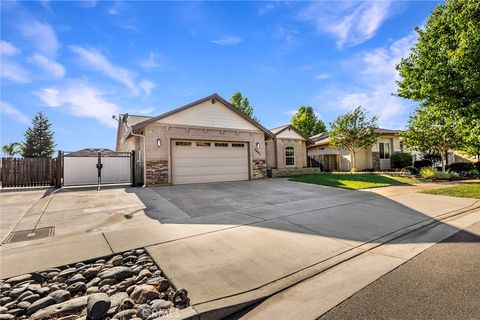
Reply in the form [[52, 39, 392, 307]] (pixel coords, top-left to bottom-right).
[[171, 140, 249, 184]]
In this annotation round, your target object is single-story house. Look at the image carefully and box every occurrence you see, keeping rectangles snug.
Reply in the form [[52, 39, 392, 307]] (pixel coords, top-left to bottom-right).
[[116, 93, 318, 185], [307, 129, 403, 171]]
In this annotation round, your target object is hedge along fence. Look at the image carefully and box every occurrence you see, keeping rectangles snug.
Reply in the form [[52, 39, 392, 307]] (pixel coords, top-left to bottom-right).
[[323, 171, 416, 177]]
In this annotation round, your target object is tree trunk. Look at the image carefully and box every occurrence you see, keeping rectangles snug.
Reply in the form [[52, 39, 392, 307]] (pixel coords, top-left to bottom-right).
[[351, 150, 357, 171], [440, 151, 446, 172]]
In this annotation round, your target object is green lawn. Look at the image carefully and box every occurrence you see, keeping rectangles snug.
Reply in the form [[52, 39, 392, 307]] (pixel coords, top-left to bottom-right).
[[289, 173, 419, 190], [421, 184, 480, 199]]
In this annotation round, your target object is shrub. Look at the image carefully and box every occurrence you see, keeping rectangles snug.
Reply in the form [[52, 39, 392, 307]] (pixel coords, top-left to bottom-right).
[[448, 162, 474, 174], [413, 159, 432, 169], [351, 167, 358, 173], [469, 168, 480, 178], [420, 167, 438, 180], [436, 171, 451, 180], [402, 166, 419, 175], [475, 161, 480, 171], [391, 152, 412, 169]]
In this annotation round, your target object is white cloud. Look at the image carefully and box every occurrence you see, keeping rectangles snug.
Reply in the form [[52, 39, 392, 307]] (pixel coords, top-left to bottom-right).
[[0, 100, 30, 124], [300, 1, 393, 48], [18, 20, 59, 58], [0, 61, 30, 84], [1, 41, 20, 56], [70, 45, 140, 94], [139, 80, 155, 96], [314, 73, 330, 80], [137, 107, 155, 115], [335, 32, 418, 128], [31, 54, 65, 79], [36, 82, 120, 127], [138, 52, 165, 70], [211, 36, 243, 46], [107, 1, 126, 15]]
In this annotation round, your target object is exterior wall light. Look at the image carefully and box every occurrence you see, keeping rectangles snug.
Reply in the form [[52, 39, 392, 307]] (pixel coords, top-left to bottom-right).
[[157, 138, 161, 147]]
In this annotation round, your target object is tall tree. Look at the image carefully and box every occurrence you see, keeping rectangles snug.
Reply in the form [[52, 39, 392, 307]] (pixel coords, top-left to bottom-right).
[[230, 92, 259, 122], [329, 107, 379, 171], [396, 0, 480, 158], [2, 142, 23, 157], [290, 106, 326, 137], [401, 108, 460, 171], [22, 112, 56, 158]]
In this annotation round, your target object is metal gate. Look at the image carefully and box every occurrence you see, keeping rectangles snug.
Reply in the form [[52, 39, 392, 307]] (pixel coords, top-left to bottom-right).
[[63, 151, 133, 186]]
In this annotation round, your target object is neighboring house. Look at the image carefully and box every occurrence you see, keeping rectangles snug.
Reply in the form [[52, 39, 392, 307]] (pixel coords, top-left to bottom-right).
[[307, 129, 403, 171], [116, 93, 317, 186]]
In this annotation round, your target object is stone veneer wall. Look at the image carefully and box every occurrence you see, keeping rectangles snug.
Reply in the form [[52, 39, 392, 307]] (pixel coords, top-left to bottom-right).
[[146, 160, 168, 185], [372, 152, 380, 171], [252, 160, 267, 179]]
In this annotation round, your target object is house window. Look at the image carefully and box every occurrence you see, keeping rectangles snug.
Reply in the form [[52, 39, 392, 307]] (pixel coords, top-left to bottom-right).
[[175, 141, 192, 146], [196, 142, 211, 147], [232, 143, 245, 147], [215, 142, 228, 147], [379, 142, 390, 159], [285, 146, 295, 166]]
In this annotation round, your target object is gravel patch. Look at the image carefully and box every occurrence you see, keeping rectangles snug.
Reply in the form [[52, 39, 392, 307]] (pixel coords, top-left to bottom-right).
[[0, 249, 189, 319]]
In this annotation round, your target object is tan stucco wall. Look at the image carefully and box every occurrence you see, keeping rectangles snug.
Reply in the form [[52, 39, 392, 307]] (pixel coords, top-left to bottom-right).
[[266, 140, 276, 168], [140, 124, 266, 184], [275, 138, 307, 169]]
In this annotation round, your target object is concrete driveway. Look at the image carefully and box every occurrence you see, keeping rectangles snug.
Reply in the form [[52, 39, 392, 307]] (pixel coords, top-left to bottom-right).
[[1, 179, 479, 319]]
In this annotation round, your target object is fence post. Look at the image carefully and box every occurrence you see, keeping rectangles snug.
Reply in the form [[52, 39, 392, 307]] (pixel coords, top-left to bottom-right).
[[56, 151, 62, 188], [131, 150, 136, 187]]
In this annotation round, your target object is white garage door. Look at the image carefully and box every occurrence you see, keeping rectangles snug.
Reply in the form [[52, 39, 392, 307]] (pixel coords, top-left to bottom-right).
[[171, 140, 249, 184]]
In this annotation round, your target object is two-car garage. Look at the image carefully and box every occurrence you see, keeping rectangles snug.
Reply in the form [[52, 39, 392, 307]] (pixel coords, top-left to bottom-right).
[[171, 140, 249, 184]]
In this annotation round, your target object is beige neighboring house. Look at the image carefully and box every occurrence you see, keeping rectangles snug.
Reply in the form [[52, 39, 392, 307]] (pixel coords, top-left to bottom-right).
[[307, 129, 403, 171], [116, 93, 318, 186]]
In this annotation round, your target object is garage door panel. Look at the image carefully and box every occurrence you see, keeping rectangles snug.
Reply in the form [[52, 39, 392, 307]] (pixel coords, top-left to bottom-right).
[[172, 140, 248, 184]]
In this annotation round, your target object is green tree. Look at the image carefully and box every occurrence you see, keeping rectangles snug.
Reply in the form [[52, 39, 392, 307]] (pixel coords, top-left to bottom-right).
[[290, 106, 326, 137], [22, 112, 56, 158], [401, 108, 460, 171], [329, 107, 379, 171], [230, 92, 259, 122], [2, 142, 23, 157], [396, 0, 480, 159]]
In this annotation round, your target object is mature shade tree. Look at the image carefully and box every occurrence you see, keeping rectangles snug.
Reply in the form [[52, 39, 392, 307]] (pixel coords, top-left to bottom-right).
[[401, 108, 460, 171], [230, 92, 259, 122], [396, 0, 480, 158], [290, 106, 326, 137], [329, 107, 379, 171], [22, 112, 56, 158], [2, 142, 23, 157]]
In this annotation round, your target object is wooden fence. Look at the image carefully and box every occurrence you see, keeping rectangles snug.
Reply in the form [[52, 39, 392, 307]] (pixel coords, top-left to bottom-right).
[[1, 157, 58, 188]]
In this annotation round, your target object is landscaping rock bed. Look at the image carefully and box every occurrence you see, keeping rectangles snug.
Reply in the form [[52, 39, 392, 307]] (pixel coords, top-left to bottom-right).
[[0, 249, 189, 319]]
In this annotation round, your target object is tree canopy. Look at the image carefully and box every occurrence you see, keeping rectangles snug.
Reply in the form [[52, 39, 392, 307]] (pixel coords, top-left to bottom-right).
[[290, 106, 326, 137], [230, 92, 259, 122], [396, 0, 480, 158], [329, 107, 379, 171], [22, 112, 56, 158], [2, 142, 23, 157]]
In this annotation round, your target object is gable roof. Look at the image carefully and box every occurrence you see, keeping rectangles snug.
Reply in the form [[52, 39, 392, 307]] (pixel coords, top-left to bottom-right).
[[307, 128, 402, 148], [131, 93, 274, 138], [270, 124, 313, 143]]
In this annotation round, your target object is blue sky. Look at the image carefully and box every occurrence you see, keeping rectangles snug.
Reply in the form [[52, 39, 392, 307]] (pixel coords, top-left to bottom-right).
[[1, 1, 442, 152]]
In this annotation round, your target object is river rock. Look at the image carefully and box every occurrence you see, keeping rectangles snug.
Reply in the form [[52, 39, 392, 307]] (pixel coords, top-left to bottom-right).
[[130, 285, 159, 304], [98, 267, 133, 281], [5, 274, 32, 285], [66, 274, 86, 285], [150, 299, 172, 310], [49, 289, 71, 303], [146, 277, 169, 291], [110, 292, 129, 309], [114, 309, 136, 319], [87, 293, 111, 320], [0, 314, 14, 320], [108, 255, 123, 266], [30, 296, 88, 320], [21, 293, 40, 303], [67, 282, 86, 294], [26, 295, 56, 316]]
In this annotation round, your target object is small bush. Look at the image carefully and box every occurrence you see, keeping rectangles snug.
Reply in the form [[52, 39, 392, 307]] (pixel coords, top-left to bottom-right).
[[391, 152, 412, 169], [448, 162, 474, 174], [402, 166, 419, 175], [436, 171, 451, 180], [413, 159, 432, 169], [469, 168, 480, 178], [420, 167, 438, 180], [475, 162, 480, 171], [351, 167, 358, 173]]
